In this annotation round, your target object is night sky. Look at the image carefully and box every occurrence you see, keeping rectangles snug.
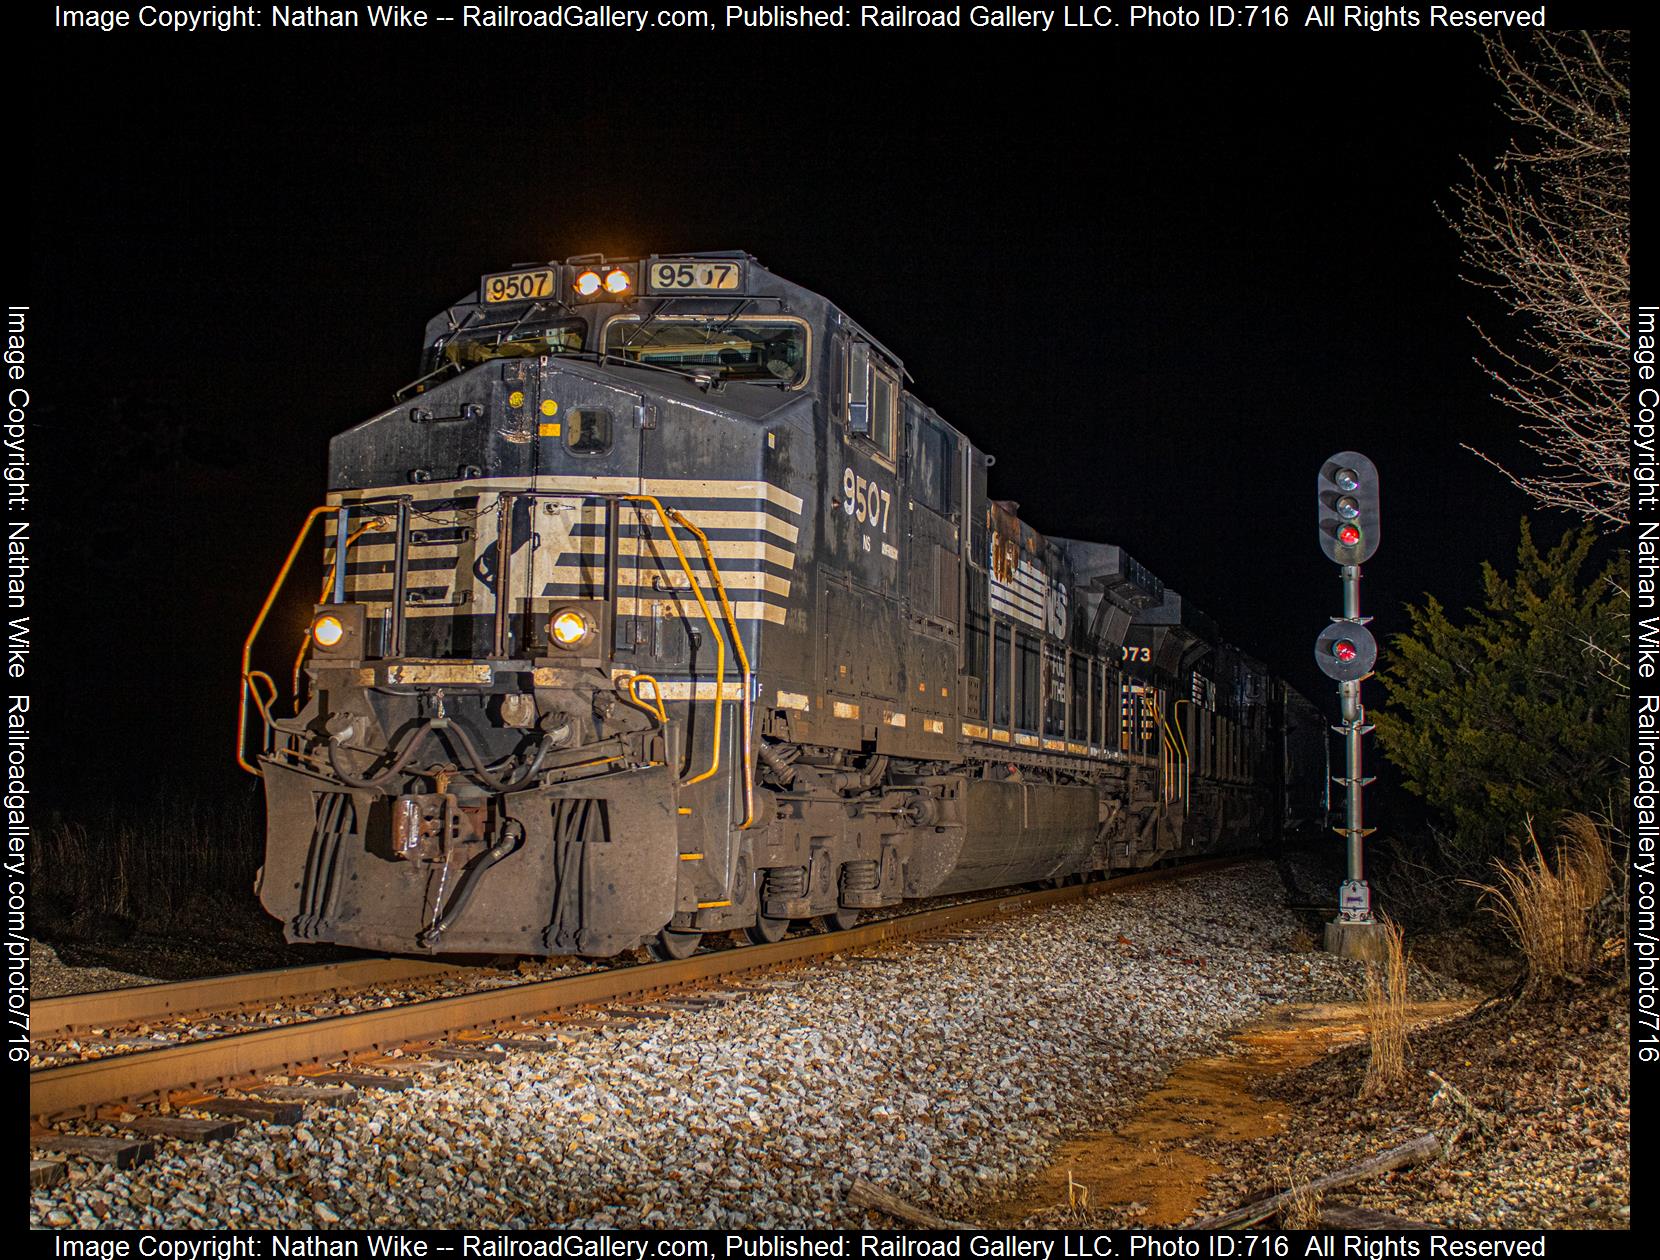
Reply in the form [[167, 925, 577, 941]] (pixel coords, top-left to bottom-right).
[[24, 18, 1620, 806]]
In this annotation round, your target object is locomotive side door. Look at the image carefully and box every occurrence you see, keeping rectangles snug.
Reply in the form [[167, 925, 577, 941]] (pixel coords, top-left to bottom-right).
[[520, 360, 647, 650], [820, 336, 905, 746], [901, 403, 961, 754]]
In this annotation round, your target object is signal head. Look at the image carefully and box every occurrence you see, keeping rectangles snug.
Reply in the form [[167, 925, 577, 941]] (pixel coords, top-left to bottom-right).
[[1317, 451, 1380, 563], [1315, 621, 1377, 681]]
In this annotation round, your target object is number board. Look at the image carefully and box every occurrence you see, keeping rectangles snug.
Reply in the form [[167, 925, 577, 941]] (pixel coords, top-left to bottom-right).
[[482, 268, 556, 304], [646, 259, 744, 294]]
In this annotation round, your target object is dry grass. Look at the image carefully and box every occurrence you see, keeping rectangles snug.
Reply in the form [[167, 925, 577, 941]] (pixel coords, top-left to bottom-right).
[[1362, 915, 1409, 1097], [1065, 1169, 1090, 1214], [1467, 814, 1613, 995], [32, 790, 263, 938], [1278, 1161, 1324, 1229]]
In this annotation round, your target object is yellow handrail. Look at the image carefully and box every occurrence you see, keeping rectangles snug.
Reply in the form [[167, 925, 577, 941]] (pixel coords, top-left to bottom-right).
[[1136, 690, 1160, 787], [621, 672, 668, 726], [1140, 690, 1188, 806], [668, 508, 755, 831], [239, 506, 332, 775], [622, 496, 726, 787], [1171, 698, 1193, 805]]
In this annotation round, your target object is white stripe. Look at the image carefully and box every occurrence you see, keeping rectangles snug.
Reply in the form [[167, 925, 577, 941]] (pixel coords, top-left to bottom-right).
[[548, 566, 793, 598], [616, 596, 785, 624], [335, 504, 799, 548], [329, 475, 803, 516]]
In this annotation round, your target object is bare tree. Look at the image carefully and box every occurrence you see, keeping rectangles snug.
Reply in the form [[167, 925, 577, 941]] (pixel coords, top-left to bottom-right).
[[1450, 31, 1630, 529]]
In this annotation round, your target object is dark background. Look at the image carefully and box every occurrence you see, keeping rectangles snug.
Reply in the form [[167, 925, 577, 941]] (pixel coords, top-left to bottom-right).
[[25, 23, 1588, 810]]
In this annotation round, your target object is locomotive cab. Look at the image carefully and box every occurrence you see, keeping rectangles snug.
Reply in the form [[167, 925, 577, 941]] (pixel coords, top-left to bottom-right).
[[249, 254, 834, 958], [241, 251, 1320, 961]]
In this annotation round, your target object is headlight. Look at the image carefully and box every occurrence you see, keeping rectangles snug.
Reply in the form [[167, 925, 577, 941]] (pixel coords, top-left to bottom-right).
[[312, 614, 346, 648], [603, 268, 632, 294], [574, 269, 602, 297], [549, 609, 591, 649]]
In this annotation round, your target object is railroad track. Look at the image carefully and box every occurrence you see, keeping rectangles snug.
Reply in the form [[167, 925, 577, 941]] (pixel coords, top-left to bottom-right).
[[33, 957, 469, 1040], [30, 857, 1242, 1140]]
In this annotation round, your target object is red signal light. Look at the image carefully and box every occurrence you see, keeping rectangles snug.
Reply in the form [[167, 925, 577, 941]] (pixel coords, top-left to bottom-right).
[[1333, 639, 1359, 663], [1338, 523, 1362, 547]]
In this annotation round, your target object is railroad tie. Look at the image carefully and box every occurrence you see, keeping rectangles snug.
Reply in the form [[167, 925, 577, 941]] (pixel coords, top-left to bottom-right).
[[476, 1038, 566, 1054], [305, 1072, 415, 1092], [538, 1017, 610, 1032], [192, 1098, 306, 1125], [422, 1046, 509, 1064], [355, 1056, 450, 1076], [120, 1116, 244, 1143], [247, 1084, 356, 1103], [29, 1160, 67, 1189], [31, 1134, 156, 1169], [80, 1036, 176, 1051], [524, 1024, 593, 1044]]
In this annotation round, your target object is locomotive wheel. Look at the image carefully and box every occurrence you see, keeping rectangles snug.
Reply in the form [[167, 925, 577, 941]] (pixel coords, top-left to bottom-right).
[[650, 929, 703, 961], [746, 914, 791, 946], [816, 906, 861, 933]]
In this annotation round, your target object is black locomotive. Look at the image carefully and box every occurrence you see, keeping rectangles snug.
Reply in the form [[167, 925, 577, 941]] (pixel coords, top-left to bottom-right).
[[240, 252, 1328, 959]]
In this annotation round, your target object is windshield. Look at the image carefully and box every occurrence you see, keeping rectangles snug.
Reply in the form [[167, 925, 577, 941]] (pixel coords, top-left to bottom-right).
[[604, 316, 808, 385], [440, 319, 586, 370]]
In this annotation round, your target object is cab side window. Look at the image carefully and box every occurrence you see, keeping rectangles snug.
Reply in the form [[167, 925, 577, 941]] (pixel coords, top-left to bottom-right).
[[870, 366, 897, 462], [911, 411, 954, 515], [845, 339, 897, 466]]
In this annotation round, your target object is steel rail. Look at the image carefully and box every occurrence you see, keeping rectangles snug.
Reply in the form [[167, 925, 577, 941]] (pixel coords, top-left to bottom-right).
[[32, 959, 466, 1039], [30, 858, 1242, 1121]]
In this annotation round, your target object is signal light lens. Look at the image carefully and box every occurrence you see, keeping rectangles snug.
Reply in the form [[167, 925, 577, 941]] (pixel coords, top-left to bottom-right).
[[1338, 523, 1362, 547], [1336, 495, 1360, 520], [603, 268, 631, 294], [312, 614, 346, 648], [550, 609, 591, 649], [1335, 467, 1360, 492], [574, 270, 602, 297], [1332, 639, 1359, 664]]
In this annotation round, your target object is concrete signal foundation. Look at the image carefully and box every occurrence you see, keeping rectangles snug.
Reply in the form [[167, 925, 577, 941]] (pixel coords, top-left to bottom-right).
[[1325, 918, 1391, 963]]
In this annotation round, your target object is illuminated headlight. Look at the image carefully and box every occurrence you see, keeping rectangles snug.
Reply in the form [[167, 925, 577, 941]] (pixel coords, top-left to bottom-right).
[[312, 614, 346, 648], [574, 269, 602, 297], [549, 608, 592, 649], [603, 268, 632, 294]]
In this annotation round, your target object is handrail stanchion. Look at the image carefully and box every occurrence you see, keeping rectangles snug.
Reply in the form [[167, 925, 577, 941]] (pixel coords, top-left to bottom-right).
[[239, 505, 332, 776], [390, 498, 410, 658], [493, 493, 515, 659]]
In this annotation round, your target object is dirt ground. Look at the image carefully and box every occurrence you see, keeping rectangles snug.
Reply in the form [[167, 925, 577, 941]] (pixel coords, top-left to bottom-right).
[[994, 979, 1629, 1230]]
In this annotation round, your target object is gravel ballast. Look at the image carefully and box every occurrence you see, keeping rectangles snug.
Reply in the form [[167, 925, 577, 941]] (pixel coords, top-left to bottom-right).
[[30, 941, 158, 1000], [30, 861, 1469, 1229]]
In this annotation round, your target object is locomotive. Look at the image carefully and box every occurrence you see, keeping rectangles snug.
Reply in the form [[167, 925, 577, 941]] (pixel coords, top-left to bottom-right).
[[239, 252, 1327, 959]]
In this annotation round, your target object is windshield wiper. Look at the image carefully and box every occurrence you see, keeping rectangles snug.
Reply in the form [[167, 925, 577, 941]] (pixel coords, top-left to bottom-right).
[[394, 360, 462, 403], [572, 348, 720, 388]]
